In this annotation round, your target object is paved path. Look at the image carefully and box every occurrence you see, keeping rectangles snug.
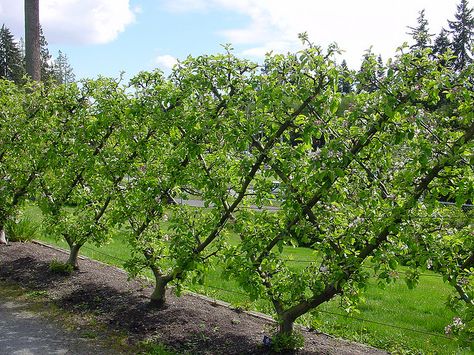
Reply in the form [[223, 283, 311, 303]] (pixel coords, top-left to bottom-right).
[[178, 198, 280, 211], [0, 300, 114, 355]]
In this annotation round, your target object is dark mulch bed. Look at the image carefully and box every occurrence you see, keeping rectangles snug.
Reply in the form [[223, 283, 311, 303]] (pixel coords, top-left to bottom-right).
[[0, 242, 387, 354]]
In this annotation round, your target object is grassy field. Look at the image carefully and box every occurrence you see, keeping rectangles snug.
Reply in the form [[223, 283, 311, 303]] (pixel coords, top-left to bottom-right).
[[22, 205, 472, 354]]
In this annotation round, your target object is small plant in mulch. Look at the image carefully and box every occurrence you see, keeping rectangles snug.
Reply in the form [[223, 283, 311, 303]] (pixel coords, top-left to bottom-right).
[[269, 330, 304, 353], [138, 339, 176, 355], [49, 259, 74, 275], [26, 290, 48, 298], [5, 216, 40, 242], [231, 301, 252, 313]]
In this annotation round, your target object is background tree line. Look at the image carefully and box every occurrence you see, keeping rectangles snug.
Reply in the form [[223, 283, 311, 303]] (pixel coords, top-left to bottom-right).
[[0, 23, 75, 85], [338, 0, 474, 94]]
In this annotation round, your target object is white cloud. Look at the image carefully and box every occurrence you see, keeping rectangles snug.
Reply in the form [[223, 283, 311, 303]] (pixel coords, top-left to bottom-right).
[[0, 0, 137, 45], [155, 54, 178, 70], [163, 0, 209, 13], [241, 40, 299, 57], [163, 0, 459, 66]]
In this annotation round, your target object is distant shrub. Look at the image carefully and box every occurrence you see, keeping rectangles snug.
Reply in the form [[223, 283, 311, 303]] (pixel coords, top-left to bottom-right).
[[49, 260, 74, 275], [5, 216, 39, 242]]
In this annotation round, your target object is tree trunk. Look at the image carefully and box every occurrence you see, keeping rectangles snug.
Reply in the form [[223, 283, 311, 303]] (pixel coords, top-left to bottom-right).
[[66, 244, 81, 269], [25, 0, 40, 81], [149, 268, 173, 307], [0, 228, 7, 245], [276, 286, 339, 338], [279, 313, 295, 335]]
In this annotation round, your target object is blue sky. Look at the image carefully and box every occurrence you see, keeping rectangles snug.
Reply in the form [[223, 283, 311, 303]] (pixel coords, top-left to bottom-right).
[[0, 0, 464, 80]]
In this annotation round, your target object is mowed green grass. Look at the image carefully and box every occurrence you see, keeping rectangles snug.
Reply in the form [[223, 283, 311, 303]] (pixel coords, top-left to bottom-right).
[[23, 205, 471, 354]]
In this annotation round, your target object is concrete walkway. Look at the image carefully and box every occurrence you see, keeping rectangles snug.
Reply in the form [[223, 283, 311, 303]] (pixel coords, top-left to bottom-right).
[[0, 300, 115, 355], [178, 198, 280, 211]]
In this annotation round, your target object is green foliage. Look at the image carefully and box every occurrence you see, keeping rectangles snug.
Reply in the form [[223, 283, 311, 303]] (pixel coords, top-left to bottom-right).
[[5, 215, 39, 242], [0, 78, 54, 233], [36, 77, 131, 267], [138, 339, 176, 355], [445, 303, 474, 350], [49, 260, 74, 275], [270, 330, 304, 352], [222, 43, 474, 343]]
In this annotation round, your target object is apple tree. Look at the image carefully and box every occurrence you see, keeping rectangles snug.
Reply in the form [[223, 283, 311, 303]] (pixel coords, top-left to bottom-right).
[[222, 47, 473, 348], [36, 77, 131, 268]]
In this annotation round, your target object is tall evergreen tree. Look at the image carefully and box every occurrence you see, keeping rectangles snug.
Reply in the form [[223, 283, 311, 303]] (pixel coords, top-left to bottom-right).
[[53, 50, 75, 84], [0, 24, 25, 83], [39, 26, 54, 81], [376, 54, 385, 80], [433, 28, 451, 56], [407, 9, 433, 50], [338, 59, 352, 94], [448, 0, 474, 70]]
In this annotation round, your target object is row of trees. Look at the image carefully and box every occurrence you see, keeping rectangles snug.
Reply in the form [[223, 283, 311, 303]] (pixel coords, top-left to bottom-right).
[[0, 23, 75, 85], [407, 0, 474, 70], [1, 38, 472, 349], [338, 0, 474, 95]]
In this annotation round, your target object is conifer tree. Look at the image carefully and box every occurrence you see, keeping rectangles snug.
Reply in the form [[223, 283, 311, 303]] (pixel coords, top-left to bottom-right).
[[338, 59, 352, 94], [376, 54, 385, 80], [433, 28, 451, 56], [53, 50, 75, 84], [39, 26, 54, 81], [407, 9, 433, 50], [448, 0, 474, 70], [0, 24, 25, 84]]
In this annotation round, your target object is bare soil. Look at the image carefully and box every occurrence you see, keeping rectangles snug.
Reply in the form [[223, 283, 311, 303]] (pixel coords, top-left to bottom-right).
[[0, 242, 387, 354]]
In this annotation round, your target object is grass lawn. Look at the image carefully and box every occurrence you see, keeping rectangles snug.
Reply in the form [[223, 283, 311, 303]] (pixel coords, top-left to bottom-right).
[[23, 205, 471, 354]]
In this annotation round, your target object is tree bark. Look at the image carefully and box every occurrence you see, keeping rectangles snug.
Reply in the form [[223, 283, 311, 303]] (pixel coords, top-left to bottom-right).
[[0, 228, 7, 245], [277, 285, 338, 338], [66, 244, 81, 269], [25, 0, 41, 81], [149, 268, 173, 307], [279, 314, 294, 335]]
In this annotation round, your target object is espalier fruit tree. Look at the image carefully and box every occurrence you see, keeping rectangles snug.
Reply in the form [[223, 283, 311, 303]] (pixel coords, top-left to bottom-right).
[[221, 46, 473, 346]]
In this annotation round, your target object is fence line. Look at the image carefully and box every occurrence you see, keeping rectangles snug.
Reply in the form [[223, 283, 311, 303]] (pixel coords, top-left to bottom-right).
[[81, 243, 446, 279], [192, 283, 466, 343], [315, 309, 456, 341]]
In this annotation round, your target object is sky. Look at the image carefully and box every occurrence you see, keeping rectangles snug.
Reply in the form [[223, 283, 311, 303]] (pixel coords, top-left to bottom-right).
[[0, 0, 465, 80]]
